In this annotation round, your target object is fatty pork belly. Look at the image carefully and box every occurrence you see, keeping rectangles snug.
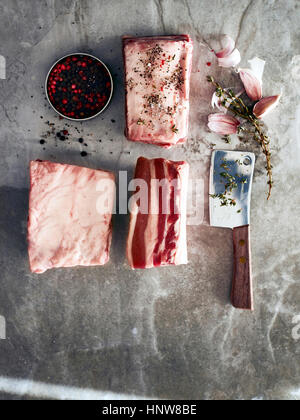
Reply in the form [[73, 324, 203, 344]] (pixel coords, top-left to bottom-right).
[[123, 35, 193, 147], [28, 160, 115, 273], [127, 157, 189, 269]]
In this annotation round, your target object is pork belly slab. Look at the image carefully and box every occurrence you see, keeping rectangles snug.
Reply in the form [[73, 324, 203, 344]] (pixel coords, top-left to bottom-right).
[[127, 157, 189, 269], [28, 160, 115, 273], [123, 35, 193, 148]]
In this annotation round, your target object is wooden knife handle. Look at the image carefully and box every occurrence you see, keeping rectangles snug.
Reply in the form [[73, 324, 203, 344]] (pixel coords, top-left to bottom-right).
[[231, 225, 253, 310]]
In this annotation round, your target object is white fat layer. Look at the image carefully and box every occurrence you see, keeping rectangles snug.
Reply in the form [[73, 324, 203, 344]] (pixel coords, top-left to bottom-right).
[[28, 161, 115, 273], [174, 163, 189, 265]]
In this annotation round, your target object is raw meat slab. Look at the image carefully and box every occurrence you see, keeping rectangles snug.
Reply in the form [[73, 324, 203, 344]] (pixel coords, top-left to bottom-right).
[[123, 35, 193, 147], [28, 160, 115, 273], [127, 157, 189, 269]]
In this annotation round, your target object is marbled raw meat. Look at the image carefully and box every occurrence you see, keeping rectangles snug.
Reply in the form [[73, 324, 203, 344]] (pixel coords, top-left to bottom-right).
[[127, 157, 189, 268]]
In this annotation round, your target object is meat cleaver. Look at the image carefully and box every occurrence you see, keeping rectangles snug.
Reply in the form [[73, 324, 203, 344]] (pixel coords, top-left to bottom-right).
[[209, 150, 255, 310]]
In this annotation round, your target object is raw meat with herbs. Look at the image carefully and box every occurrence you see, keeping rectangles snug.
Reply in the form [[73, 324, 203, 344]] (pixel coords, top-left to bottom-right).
[[123, 35, 193, 147]]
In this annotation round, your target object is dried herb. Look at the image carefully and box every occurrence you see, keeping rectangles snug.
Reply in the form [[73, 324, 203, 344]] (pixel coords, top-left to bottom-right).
[[210, 158, 247, 210], [223, 135, 231, 144]]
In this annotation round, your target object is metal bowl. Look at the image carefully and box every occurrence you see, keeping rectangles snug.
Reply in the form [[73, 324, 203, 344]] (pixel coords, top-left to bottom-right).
[[45, 52, 113, 121]]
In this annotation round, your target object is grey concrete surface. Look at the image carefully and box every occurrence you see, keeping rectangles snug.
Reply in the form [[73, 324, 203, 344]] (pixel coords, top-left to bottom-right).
[[0, 0, 299, 400]]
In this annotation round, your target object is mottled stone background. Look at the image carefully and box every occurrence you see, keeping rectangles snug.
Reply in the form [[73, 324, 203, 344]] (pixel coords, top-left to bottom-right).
[[0, 0, 299, 400]]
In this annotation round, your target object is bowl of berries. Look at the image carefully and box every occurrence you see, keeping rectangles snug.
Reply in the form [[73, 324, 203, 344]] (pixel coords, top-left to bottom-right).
[[46, 53, 113, 121]]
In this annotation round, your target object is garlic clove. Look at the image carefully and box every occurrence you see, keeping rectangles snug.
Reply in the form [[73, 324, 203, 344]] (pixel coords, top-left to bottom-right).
[[217, 48, 241, 68], [239, 68, 262, 101], [215, 35, 235, 58], [208, 113, 240, 135], [253, 95, 281, 119]]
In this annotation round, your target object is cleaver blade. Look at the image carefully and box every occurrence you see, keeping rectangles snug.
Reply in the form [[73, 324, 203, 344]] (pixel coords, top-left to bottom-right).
[[209, 150, 255, 310]]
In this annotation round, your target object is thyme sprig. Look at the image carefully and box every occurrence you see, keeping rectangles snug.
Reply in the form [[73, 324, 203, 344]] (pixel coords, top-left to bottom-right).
[[210, 158, 245, 212], [207, 75, 273, 199]]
